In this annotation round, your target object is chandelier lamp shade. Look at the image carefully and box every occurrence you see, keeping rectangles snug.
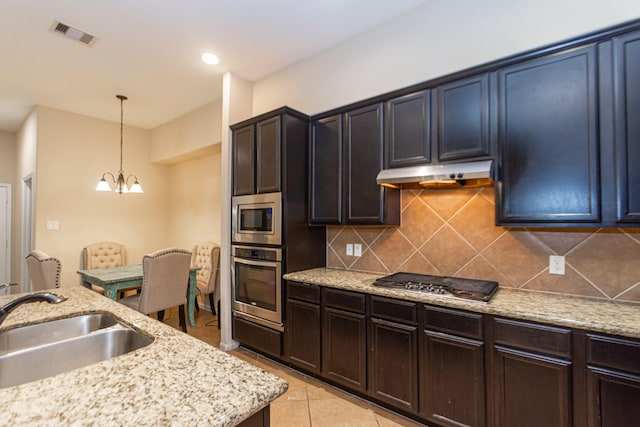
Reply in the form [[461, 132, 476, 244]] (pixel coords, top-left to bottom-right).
[[96, 95, 144, 194]]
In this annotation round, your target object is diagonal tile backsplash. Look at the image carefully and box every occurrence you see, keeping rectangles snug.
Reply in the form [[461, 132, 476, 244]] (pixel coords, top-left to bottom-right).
[[327, 188, 640, 303]]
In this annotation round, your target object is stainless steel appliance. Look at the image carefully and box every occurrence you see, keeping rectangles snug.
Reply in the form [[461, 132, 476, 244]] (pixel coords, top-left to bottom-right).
[[231, 245, 283, 331], [373, 272, 499, 302], [231, 192, 282, 246]]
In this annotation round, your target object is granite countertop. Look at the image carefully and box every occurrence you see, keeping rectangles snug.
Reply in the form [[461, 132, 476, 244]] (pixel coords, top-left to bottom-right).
[[0, 287, 287, 426], [284, 267, 640, 339]]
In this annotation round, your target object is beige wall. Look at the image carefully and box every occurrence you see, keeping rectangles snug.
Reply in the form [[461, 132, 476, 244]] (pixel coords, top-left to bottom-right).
[[150, 101, 222, 164], [328, 189, 640, 303], [34, 106, 171, 287], [252, 0, 640, 116], [0, 131, 16, 184], [167, 146, 222, 250]]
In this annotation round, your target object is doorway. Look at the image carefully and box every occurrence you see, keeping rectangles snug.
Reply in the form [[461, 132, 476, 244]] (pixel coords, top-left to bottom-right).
[[22, 176, 33, 293], [0, 183, 10, 295]]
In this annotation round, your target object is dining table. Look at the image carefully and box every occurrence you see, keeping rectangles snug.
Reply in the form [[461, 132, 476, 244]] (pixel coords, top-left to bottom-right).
[[77, 264, 199, 327]]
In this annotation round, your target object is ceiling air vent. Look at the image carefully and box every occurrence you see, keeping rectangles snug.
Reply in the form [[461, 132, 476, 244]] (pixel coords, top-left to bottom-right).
[[50, 20, 96, 46]]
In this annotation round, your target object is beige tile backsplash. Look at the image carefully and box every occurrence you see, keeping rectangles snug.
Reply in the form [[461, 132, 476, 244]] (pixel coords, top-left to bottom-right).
[[327, 188, 640, 303]]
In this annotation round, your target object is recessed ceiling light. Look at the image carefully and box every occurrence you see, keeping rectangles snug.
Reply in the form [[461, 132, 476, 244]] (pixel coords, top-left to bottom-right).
[[201, 53, 220, 65]]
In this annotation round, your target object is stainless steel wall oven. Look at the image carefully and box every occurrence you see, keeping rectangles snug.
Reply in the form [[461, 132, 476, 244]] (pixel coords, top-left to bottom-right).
[[231, 245, 283, 331]]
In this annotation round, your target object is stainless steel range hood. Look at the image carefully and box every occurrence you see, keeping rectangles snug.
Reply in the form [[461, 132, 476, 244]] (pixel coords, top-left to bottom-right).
[[376, 160, 494, 189]]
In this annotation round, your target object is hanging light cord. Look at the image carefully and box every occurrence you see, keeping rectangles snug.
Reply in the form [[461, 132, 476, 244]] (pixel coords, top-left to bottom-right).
[[117, 94, 127, 175]]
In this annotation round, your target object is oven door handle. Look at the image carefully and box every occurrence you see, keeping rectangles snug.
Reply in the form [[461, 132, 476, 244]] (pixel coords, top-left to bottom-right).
[[232, 257, 280, 268]]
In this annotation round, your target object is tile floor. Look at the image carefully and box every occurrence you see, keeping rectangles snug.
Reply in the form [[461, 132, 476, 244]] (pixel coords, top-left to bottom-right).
[[161, 305, 425, 426]]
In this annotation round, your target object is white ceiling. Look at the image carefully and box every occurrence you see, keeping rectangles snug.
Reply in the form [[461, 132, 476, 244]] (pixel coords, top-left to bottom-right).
[[0, 0, 427, 132]]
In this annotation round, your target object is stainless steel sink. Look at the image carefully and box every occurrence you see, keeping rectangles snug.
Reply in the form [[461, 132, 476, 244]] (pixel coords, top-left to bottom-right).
[[0, 312, 119, 352], [0, 314, 154, 388]]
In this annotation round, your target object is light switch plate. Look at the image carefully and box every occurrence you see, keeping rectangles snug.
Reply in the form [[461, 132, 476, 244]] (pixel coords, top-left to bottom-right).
[[549, 255, 565, 275], [346, 243, 353, 256], [46, 220, 59, 231], [354, 244, 362, 257]]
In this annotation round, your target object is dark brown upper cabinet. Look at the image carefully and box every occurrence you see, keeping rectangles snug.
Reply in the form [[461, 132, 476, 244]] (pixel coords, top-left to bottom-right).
[[309, 115, 342, 225], [232, 124, 255, 196], [344, 103, 399, 225], [612, 30, 640, 223], [436, 73, 493, 162], [385, 90, 431, 167], [309, 105, 400, 226], [256, 116, 281, 194], [496, 45, 601, 226], [231, 108, 308, 197]]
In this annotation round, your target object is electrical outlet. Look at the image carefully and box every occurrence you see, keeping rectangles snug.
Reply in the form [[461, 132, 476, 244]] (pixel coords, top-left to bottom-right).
[[46, 220, 59, 231], [549, 255, 565, 275], [354, 243, 362, 257], [346, 243, 353, 256]]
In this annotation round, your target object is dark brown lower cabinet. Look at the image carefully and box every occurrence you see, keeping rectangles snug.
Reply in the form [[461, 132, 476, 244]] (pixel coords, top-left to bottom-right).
[[492, 317, 573, 427], [238, 406, 270, 427], [368, 317, 419, 413], [494, 346, 572, 427], [284, 281, 321, 374], [321, 288, 367, 392], [585, 333, 640, 427], [422, 305, 486, 427]]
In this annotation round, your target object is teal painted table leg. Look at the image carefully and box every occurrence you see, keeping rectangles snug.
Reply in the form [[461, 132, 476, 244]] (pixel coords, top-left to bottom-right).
[[104, 287, 118, 300], [187, 271, 196, 327]]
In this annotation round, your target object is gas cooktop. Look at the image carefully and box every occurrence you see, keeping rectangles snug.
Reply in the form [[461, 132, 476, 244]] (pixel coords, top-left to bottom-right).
[[373, 272, 499, 302]]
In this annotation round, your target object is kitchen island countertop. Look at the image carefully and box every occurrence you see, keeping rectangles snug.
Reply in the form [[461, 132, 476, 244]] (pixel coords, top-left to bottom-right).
[[284, 267, 640, 339], [0, 286, 287, 426]]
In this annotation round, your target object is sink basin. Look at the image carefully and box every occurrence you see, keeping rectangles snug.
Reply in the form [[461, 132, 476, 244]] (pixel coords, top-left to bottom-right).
[[0, 312, 119, 352], [0, 315, 154, 388]]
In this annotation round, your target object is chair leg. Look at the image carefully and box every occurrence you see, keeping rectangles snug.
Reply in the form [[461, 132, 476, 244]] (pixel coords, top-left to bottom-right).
[[157, 310, 165, 322], [178, 304, 187, 333], [217, 300, 221, 329], [194, 297, 200, 311], [209, 293, 216, 315]]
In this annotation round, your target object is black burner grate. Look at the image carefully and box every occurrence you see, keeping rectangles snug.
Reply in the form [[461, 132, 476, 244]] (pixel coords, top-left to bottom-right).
[[373, 272, 498, 302]]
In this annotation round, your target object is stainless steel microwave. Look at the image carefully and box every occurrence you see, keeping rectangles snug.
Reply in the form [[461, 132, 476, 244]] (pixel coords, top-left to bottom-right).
[[231, 192, 282, 245]]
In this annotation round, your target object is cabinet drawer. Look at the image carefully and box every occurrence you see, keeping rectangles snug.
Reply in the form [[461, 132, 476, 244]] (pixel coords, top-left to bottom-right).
[[286, 281, 320, 304], [424, 305, 483, 339], [587, 333, 640, 374], [322, 288, 365, 313], [494, 318, 571, 358], [370, 296, 418, 325]]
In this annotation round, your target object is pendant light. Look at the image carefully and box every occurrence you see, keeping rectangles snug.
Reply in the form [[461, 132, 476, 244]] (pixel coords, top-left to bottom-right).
[[96, 95, 144, 194]]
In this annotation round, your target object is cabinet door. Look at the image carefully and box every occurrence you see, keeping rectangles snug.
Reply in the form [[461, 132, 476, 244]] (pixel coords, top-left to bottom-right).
[[494, 346, 572, 427], [256, 116, 281, 194], [309, 115, 343, 224], [369, 318, 418, 413], [322, 307, 367, 392], [586, 367, 640, 427], [285, 298, 321, 374], [345, 103, 398, 225], [613, 31, 640, 223], [497, 45, 600, 225], [386, 90, 431, 167], [437, 73, 491, 162], [422, 330, 485, 427], [233, 125, 255, 196]]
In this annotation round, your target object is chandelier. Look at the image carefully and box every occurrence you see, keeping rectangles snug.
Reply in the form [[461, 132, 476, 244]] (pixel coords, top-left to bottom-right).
[[96, 95, 144, 194]]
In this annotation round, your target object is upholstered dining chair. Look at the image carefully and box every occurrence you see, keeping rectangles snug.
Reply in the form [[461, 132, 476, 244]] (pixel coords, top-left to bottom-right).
[[82, 241, 126, 292], [25, 250, 61, 291], [120, 248, 191, 333], [190, 242, 220, 319], [82, 241, 126, 270]]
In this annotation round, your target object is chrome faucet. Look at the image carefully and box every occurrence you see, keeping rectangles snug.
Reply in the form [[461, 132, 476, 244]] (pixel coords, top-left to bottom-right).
[[0, 293, 67, 327]]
